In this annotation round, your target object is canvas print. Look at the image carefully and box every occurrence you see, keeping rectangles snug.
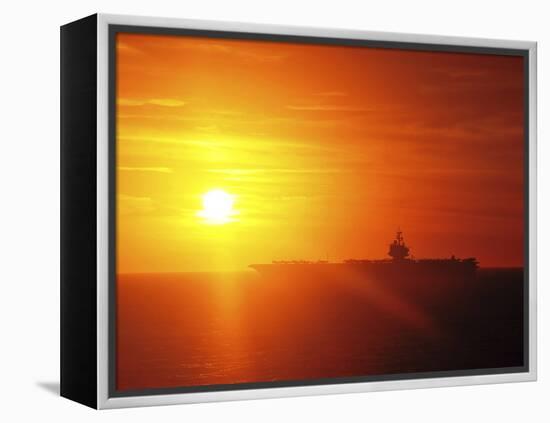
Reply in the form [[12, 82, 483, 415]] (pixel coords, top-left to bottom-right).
[[114, 32, 526, 392]]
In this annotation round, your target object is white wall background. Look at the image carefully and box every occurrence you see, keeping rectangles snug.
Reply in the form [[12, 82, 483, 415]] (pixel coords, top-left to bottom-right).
[[0, 0, 547, 421]]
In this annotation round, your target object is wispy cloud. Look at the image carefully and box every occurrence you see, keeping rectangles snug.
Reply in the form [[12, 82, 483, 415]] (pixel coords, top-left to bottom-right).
[[314, 91, 347, 97], [117, 42, 144, 55], [118, 98, 186, 107], [118, 166, 173, 173], [206, 168, 346, 175], [286, 104, 374, 112], [117, 135, 343, 154], [174, 42, 287, 63], [118, 194, 156, 215]]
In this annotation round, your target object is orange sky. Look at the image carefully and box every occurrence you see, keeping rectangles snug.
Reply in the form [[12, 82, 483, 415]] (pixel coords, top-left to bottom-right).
[[115, 32, 525, 273]]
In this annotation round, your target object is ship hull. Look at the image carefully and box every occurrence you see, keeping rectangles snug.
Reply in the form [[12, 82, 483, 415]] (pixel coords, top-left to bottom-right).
[[249, 261, 477, 283]]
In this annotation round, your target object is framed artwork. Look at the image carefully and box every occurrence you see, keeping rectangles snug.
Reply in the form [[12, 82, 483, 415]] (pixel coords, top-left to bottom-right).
[[60, 14, 537, 409]]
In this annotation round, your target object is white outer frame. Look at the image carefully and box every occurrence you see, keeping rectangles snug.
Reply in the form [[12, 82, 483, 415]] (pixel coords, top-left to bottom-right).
[[95, 13, 537, 409]]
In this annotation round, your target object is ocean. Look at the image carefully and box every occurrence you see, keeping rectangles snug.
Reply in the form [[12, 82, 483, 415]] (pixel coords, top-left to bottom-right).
[[116, 268, 524, 391]]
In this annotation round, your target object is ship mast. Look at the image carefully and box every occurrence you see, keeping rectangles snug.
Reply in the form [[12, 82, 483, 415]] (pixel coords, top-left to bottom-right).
[[388, 229, 410, 261]]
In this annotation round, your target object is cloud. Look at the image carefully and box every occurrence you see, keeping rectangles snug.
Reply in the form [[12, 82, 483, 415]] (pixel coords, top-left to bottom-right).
[[121, 36, 287, 64], [286, 104, 374, 112], [118, 98, 186, 107], [118, 194, 156, 215], [167, 42, 286, 63], [118, 166, 173, 173], [314, 91, 347, 97], [116, 42, 144, 56], [117, 135, 343, 155], [206, 168, 347, 175]]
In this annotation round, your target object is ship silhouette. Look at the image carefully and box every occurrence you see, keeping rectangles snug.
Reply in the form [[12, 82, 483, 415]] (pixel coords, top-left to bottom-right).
[[250, 230, 479, 282]]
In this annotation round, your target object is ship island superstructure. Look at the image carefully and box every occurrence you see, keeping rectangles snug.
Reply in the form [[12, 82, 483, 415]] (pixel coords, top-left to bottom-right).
[[250, 231, 479, 282]]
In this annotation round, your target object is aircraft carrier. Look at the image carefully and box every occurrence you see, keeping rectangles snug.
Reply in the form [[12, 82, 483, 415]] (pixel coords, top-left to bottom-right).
[[250, 231, 479, 282]]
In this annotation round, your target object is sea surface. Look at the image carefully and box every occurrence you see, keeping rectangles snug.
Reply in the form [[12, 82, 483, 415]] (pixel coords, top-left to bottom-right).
[[116, 268, 524, 391]]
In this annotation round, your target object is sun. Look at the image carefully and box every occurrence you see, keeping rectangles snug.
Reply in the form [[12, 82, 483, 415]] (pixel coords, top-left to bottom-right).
[[197, 189, 237, 224]]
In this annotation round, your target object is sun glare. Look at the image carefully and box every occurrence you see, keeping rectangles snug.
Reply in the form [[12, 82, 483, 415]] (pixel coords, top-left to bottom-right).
[[197, 189, 237, 224]]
